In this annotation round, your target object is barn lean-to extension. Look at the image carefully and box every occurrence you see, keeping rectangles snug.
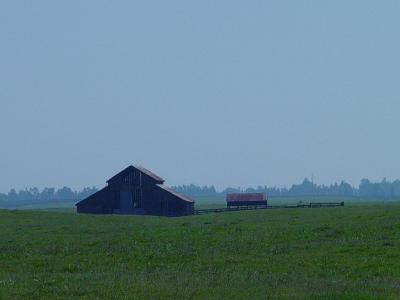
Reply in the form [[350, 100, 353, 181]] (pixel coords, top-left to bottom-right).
[[76, 165, 194, 216]]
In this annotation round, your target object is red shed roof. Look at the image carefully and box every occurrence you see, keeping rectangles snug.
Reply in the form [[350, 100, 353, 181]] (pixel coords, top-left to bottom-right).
[[226, 193, 266, 202]]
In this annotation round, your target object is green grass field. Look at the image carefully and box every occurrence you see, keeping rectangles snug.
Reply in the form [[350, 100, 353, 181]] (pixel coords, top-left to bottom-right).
[[11, 201, 77, 212], [1, 202, 400, 299]]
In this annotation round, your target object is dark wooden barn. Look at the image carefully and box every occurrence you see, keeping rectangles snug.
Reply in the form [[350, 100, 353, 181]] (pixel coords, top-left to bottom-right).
[[76, 165, 194, 216], [226, 193, 267, 208]]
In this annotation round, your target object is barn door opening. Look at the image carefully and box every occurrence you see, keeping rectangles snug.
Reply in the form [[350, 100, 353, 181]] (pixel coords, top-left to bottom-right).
[[120, 190, 134, 212], [132, 189, 142, 208]]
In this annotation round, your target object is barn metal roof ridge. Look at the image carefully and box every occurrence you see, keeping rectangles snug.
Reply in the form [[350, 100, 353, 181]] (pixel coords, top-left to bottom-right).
[[156, 184, 194, 203], [135, 165, 164, 183], [106, 165, 165, 183]]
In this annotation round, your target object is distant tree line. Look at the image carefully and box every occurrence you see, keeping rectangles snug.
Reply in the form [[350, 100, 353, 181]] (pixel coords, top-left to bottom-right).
[[172, 178, 400, 199], [1, 178, 400, 208], [0, 187, 98, 208]]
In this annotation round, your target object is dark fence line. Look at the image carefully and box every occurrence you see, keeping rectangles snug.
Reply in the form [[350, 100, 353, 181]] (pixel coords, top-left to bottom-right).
[[194, 202, 344, 215]]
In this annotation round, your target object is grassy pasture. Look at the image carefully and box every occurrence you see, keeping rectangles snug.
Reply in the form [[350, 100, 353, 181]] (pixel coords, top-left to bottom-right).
[[1, 203, 400, 299], [11, 201, 77, 212]]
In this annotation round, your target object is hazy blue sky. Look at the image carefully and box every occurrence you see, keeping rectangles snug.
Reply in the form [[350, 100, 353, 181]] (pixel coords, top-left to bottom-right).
[[1, 1, 399, 192]]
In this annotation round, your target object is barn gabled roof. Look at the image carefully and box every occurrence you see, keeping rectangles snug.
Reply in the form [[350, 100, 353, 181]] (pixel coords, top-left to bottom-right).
[[135, 166, 164, 183], [106, 165, 132, 183], [106, 165, 164, 184], [156, 184, 194, 203]]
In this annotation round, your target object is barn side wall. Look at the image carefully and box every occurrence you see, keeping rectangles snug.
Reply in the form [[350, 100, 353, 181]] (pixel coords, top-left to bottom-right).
[[143, 187, 194, 216], [76, 187, 117, 214]]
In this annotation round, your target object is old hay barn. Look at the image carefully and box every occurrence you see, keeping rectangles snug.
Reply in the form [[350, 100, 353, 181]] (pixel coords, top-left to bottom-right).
[[76, 165, 194, 216]]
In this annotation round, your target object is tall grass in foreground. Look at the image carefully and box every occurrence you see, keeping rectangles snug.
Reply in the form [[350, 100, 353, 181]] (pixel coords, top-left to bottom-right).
[[0, 203, 399, 299]]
